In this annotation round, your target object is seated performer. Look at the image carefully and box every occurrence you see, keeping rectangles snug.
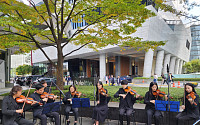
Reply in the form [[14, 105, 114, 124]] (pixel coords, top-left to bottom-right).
[[63, 85, 81, 125], [40, 79, 57, 103], [176, 83, 199, 125], [114, 80, 140, 125], [144, 82, 167, 125], [30, 83, 60, 125], [92, 81, 109, 125], [2, 85, 34, 125]]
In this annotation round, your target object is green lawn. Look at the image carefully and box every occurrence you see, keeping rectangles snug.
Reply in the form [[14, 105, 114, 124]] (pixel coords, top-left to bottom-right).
[[2, 85, 200, 105]]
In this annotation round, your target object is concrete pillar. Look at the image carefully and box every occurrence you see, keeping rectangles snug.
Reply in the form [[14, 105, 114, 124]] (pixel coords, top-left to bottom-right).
[[115, 56, 121, 77], [143, 49, 154, 77], [169, 57, 176, 74], [178, 60, 183, 74], [99, 53, 106, 82], [155, 50, 164, 76], [129, 57, 132, 75], [0, 59, 5, 88], [174, 58, 180, 74], [163, 54, 171, 74]]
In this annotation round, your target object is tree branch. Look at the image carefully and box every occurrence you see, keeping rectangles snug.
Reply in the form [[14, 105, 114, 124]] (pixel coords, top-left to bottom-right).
[[63, 42, 90, 57], [0, 30, 32, 39], [43, 0, 58, 42], [62, 0, 77, 30], [40, 34, 56, 43]]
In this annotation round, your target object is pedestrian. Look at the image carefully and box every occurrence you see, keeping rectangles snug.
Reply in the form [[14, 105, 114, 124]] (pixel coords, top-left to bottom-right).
[[111, 75, 115, 86], [117, 75, 121, 86], [153, 74, 158, 83], [161, 74, 167, 85]]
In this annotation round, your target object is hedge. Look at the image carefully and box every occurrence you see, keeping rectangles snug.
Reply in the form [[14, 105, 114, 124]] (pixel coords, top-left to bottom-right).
[[134, 77, 200, 81]]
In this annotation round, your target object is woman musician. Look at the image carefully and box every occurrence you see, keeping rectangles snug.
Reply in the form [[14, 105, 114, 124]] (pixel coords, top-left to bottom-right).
[[63, 85, 81, 125], [176, 83, 199, 125], [144, 82, 168, 125], [2, 85, 34, 125], [92, 81, 109, 125]]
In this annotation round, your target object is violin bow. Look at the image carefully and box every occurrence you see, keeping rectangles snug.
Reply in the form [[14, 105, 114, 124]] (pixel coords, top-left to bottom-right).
[[22, 84, 32, 111], [183, 80, 186, 106]]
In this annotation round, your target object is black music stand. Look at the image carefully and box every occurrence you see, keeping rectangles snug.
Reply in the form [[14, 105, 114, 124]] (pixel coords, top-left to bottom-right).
[[155, 100, 179, 112], [72, 98, 90, 125], [42, 102, 62, 114]]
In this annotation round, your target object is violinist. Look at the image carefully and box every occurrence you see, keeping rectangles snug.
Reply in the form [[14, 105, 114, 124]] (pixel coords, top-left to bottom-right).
[[114, 80, 140, 125], [63, 85, 80, 125], [2, 85, 34, 125], [92, 81, 109, 125], [29, 84, 60, 125], [40, 80, 57, 103], [176, 83, 199, 125], [144, 82, 167, 125]]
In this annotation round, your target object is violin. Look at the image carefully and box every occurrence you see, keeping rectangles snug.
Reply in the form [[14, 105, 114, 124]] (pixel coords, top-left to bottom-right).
[[186, 92, 197, 105], [71, 91, 86, 97], [98, 88, 108, 97], [124, 86, 143, 99], [152, 89, 173, 99], [16, 95, 43, 106], [40, 92, 58, 99]]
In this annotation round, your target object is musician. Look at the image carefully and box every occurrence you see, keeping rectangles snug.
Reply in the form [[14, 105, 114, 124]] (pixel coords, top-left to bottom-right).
[[63, 85, 80, 125], [176, 83, 199, 125], [144, 82, 167, 125], [2, 85, 34, 125], [40, 79, 57, 103], [92, 81, 109, 125], [114, 80, 140, 125], [30, 84, 60, 125]]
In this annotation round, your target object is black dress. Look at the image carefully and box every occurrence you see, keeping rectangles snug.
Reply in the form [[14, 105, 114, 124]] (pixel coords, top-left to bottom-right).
[[176, 93, 199, 125], [92, 89, 108, 122], [144, 91, 163, 125]]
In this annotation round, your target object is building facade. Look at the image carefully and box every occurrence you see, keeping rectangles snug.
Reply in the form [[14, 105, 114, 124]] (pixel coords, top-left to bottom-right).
[[32, 0, 191, 82], [190, 24, 200, 60]]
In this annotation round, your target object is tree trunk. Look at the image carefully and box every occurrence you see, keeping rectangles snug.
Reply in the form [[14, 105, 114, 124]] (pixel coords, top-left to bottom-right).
[[56, 43, 64, 90]]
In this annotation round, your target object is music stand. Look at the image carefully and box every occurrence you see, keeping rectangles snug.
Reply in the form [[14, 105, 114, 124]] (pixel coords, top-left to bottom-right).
[[155, 100, 179, 112], [72, 98, 90, 125], [42, 102, 62, 114]]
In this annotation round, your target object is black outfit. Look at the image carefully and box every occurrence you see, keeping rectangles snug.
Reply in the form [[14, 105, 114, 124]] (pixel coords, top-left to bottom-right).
[[92, 89, 108, 122], [114, 87, 137, 125], [63, 91, 79, 122], [167, 74, 174, 83], [2, 95, 34, 125], [176, 93, 199, 125], [30, 92, 60, 125], [161, 75, 167, 85], [117, 78, 121, 86], [144, 91, 163, 125], [111, 77, 115, 86]]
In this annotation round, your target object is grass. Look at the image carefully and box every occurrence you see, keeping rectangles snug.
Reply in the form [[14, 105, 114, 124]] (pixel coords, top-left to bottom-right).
[[1, 85, 200, 105]]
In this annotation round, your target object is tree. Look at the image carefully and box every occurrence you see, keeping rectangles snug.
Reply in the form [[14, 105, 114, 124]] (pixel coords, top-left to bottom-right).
[[0, 0, 172, 89], [16, 64, 32, 75], [183, 59, 200, 73]]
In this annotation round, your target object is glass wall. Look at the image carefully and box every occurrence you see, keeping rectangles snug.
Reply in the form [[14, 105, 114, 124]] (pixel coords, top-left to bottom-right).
[[190, 25, 200, 60]]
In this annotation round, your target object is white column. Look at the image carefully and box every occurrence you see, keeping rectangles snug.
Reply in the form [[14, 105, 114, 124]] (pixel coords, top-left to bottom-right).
[[169, 57, 176, 74], [163, 54, 171, 74], [178, 60, 183, 74], [155, 50, 164, 76], [99, 53, 106, 82], [174, 59, 180, 74], [143, 49, 154, 77]]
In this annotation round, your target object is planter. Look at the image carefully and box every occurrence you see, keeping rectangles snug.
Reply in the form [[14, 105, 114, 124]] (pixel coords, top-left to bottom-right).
[[5, 83, 14, 88]]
